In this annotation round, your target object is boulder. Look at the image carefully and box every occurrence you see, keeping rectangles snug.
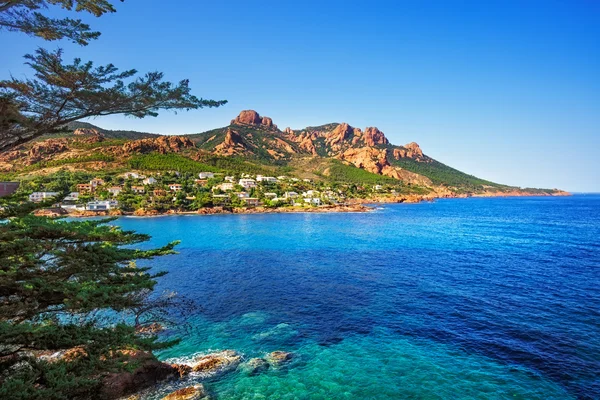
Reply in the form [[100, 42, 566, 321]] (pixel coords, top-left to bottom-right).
[[162, 384, 207, 400], [191, 350, 242, 378], [242, 358, 270, 375], [266, 351, 293, 366]]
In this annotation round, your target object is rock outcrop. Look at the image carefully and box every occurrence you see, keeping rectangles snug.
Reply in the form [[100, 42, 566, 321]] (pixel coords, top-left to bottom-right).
[[27, 138, 69, 163], [74, 128, 101, 136], [214, 128, 250, 156], [190, 350, 242, 378], [99, 351, 179, 400], [393, 142, 424, 160], [231, 110, 277, 130], [266, 351, 293, 366], [362, 127, 389, 147], [121, 136, 194, 155], [241, 358, 270, 376], [162, 385, 206, 400]]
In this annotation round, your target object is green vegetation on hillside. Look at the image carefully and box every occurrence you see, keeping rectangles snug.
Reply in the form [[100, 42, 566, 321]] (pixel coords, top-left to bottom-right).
[[389, 156, 507, 190], [128, 153, 220, 173]]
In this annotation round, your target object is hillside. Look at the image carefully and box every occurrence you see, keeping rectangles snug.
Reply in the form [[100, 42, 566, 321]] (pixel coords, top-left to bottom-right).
[[0, 110, 566, 198]]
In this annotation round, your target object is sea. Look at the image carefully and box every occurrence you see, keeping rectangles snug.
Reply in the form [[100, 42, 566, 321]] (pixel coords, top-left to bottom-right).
[[112, 195, 600, 399]]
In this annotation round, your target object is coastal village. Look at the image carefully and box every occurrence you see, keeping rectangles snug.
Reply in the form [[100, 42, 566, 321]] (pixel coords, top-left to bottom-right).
[[20, 170, 403, 216]]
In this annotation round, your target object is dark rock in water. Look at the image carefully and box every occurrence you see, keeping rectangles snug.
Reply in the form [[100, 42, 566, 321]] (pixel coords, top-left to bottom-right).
[[162, 384, 207, 400], [99, 350, 178, 399], [242, 358, 270, 375], [266, 351, 293, 366]]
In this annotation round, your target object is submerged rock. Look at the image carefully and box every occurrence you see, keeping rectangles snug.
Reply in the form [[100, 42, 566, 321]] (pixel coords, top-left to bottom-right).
[[191, 350, 242, 378], [266, 351, 293, 366], [162, 384, 207, 400], [241, 358, 270, 376]]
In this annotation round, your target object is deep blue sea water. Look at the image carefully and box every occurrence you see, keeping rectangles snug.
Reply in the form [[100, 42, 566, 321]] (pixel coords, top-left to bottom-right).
[[113, 195, 600, 399]]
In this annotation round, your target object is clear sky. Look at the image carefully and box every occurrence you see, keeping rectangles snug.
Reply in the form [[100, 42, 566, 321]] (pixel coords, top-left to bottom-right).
[[2, 0, 599, 192]]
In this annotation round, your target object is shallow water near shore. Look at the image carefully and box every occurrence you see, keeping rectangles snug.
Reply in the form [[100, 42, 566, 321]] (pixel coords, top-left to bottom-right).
[[113, 195, 600, 399]]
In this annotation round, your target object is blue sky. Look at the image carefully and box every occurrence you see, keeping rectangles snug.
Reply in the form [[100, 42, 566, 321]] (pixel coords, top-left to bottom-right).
[[2, 0, 599, 191]]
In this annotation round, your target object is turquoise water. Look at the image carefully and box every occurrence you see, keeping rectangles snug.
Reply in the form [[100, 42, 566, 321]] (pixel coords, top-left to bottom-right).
[[113, 196, 600, 399]]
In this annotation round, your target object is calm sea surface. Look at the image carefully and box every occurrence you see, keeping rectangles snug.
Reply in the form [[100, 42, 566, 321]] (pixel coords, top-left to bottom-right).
[[113, 195, 600, 399]]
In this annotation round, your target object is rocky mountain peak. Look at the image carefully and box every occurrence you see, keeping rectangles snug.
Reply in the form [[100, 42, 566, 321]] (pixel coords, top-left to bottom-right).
[[231, 110, 278, 130], [363, 127, 389, 146]]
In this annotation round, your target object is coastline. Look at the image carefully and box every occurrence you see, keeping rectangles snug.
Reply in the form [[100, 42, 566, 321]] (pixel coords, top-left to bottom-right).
[[60, 190, 572, 218]]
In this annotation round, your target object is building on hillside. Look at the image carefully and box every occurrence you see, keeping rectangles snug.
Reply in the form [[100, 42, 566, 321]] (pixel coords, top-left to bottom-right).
[[198, 172, 215, 179], [304, 197, 322, 206], [143, 177, 157, 185], [277, 176, 288, 180], [224, 176, 235, 182], [194, 179, 208, 186], [107, 186, 123, 196], [239, 179, 256, 190], [131, 186, 146, 194], [303, 179, 312, 183], [29, 192, 60, 203], [264, 192, 277, 199], [216, 182, 234, 191], [0, 182, 19, 197], [123, 172, 144, 179], [374, 185, 383, 191], [77, 184, 92, 194], [153, 189, 167, 197], [90, 178, 105, 189], [243, 197, 260, 207], [284, 191, 298, 199], [169, 184, 182, 192], [87, 200, 118, 211], [237, 192, 249, 198], [302, 190, 320, 198], [256, 176, 278, 183]]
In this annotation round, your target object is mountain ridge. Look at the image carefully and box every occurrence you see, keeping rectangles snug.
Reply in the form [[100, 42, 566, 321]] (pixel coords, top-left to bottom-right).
[[0, 110, 568, 197]]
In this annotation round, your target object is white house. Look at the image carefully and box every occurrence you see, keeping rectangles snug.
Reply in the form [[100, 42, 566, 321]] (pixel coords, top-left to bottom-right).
[[374, 185, 383, 191], [304, 197, 322, 206], [107, 186, 123, 196], [237, 192, 250, 198], [123, 172, 143, 179], [284, 191, 298, 199], [131, 186, 146, 194], [143, 177, 157, 185], [303, 179, 312, 183], [224, 176, 235, 182], [87, 200, 118, 211], [239, 178, 256, 190], [216, 182, 234, 191], [169, 184, 183, 192], [264, 192, 277, 198], [302, 190, 320, 198], [29, 192, 60, 203], [64, 192, 79, 201], [198, 172, 215, 179], [257, 176, 278, 183]]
